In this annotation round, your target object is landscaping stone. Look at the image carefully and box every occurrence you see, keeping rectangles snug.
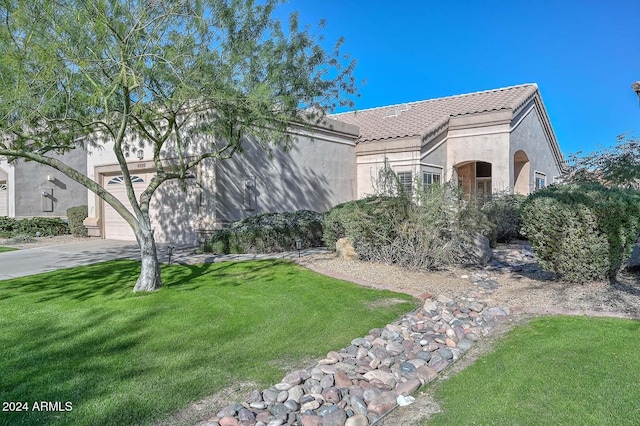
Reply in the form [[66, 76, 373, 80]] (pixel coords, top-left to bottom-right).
[[336, 238, 358, 260], [199, 288, 510, 426]]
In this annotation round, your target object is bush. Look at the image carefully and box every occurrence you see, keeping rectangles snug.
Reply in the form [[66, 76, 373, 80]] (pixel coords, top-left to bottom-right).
[[481, 192, 527, 244], [322, 196, 408, 251], [203, 210, 324, 254], [0, 216, 69, 238], [323, 184, 494, 270], [521, 183, 640, 282], [67, 205, 89, 237], [0, 216, 17, 236]]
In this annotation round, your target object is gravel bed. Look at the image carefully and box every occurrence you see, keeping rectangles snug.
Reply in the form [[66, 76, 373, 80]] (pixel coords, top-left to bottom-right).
[[0, 234, 91, 249], [303, 245, 640, 315]]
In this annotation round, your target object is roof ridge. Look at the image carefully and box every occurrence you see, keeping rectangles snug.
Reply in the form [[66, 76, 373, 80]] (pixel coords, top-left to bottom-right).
[[330, 83, 538, 116]]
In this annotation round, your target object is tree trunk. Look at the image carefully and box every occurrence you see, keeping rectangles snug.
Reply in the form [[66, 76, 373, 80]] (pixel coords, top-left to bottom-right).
[[133, 227, 162, 292]]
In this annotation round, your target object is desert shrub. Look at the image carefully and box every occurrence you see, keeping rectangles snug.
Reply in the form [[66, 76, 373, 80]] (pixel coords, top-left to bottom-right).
[[1, 217, 69, 237], [322, 196, 408, 252], [323, 184, 493, 270], [0, 216, 18, 236], [67, 205, 88, 237], [521, 183, 640, 282], [204, 210, 324, 254], [481, 192, 527, 244]]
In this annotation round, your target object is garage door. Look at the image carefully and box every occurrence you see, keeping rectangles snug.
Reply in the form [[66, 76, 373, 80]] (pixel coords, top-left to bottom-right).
[[0, 182, 7, 217], [103, 173, 198, 245]]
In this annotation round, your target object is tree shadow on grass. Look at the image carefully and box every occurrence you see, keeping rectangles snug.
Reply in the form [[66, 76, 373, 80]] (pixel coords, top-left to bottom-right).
[[1, 307, 163, 426], [162, 259, 296, 290], [0, 258, 302, 304]]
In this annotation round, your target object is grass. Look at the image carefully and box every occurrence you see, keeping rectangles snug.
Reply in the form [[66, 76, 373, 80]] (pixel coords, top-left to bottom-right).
[[426, 315, 640, 425], [0, 259, 417, 426], [0, 246, 17, 252]]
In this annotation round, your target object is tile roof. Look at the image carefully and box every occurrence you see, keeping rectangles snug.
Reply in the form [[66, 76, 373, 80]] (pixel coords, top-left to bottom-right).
[[330, 83, 539, 143]]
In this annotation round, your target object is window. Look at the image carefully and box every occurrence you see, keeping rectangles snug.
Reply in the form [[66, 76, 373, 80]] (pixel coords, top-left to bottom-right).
[[535, 172, 546, 190], [423, 172, 441, 191], [397, 172, 412, 194], [107, 175, 145, 185]]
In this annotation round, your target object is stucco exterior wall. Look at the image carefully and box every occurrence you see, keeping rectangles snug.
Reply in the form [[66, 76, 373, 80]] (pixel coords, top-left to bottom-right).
[[12, 149, 87, 218], [215, 129, 357, 224], [509, 104, 562, 191], [446, 114, 512, 192], [355, 136, 423, 198]]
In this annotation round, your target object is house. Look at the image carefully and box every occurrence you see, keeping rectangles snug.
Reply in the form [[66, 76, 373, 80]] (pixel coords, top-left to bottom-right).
[[0, 150, 87, 219], [330, 83, 566, 203], [82, 119, 359, 245], [2, 83, 566, 246]]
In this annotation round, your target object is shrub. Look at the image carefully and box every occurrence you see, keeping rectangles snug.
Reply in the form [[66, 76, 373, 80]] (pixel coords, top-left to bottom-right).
[[0, 216, 18, 236], [1, 217, 70, 237], [323, 184, 493, 270], [322, 196, 408, 252], [67, 205, 89, 237], [521, 183, 640, 282], [203, 210, 324, 254], [481, 192, 527, 244]]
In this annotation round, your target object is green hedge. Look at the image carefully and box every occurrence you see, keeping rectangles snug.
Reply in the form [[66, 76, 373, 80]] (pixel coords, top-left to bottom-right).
[[0, 216, 70, 238], [521, 183, 640, 282], [203, 210, 324, 254], [67, 205, 89, 237]]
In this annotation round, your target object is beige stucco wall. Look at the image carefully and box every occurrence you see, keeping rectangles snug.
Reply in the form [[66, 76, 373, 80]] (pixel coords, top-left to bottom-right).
[[446, 111, 512, 192], [509, 102, 563, 192], [355, 136, 423, 198]]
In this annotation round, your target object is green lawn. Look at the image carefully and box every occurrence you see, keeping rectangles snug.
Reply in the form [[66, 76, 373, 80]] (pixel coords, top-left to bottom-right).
[[0, 259, 416, 426], [0, 246, 17, 252], [427, 315, 640, 425]]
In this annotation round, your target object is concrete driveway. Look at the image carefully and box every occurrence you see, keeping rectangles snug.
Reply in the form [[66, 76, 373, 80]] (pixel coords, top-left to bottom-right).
[[0, 239, 146, 280]]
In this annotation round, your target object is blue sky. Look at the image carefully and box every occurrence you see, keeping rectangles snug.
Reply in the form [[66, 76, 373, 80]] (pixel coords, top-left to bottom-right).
[[282, 0, 640, 157]]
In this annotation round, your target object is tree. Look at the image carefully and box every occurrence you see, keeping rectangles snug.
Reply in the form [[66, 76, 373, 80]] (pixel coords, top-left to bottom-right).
[[0, 0, 358, 291], [564, 134, 640, 190]]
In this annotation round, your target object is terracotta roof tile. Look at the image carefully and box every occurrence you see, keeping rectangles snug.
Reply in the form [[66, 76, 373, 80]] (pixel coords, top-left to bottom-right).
[[330, 83, 538, 142]]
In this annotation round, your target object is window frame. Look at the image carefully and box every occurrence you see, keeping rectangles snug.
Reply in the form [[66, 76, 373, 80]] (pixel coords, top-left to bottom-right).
[[397, 171, 413, 194], [534, 171, 547, 190]]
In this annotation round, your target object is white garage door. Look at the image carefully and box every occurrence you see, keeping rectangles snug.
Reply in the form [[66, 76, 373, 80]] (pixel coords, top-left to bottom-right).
[[0, 182, 7, 217], [103, 173, 198, 245]]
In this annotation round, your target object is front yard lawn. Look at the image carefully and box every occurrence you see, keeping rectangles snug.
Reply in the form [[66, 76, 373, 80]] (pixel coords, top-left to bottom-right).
[[0, 246, 17, 252], [427, 315, 640, 425], [0, 259, 416, 426]]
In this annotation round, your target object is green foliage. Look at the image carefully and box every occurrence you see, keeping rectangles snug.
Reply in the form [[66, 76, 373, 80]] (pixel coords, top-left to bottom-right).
[[204, 210, 325, 254], [0, 0, 359, 290], [521, 183, 640, 282], [66, 205, 88, 237], [0, 216, 69, 237], [429, 316, 640, 425], [565, 135, 640, 189], [0, 260, 415, 426], [481, 191, 527, 244], [323, 184, 493, 269]]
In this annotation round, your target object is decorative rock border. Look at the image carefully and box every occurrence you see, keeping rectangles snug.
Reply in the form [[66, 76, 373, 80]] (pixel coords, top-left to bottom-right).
[[197, 243, 640, 425], [198, 293, 509, 426]]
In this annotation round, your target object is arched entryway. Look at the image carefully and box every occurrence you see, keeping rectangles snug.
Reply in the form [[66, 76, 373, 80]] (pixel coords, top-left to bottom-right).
[[454, 161, 492, 205], [513, 150, 530, 194]]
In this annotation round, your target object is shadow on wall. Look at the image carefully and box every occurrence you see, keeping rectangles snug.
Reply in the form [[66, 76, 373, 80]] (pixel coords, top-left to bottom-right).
[[149, 177, 200, 246], [215, 137, 353, 223]]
